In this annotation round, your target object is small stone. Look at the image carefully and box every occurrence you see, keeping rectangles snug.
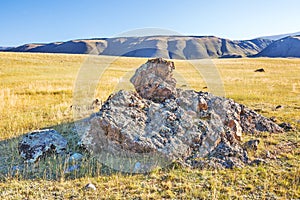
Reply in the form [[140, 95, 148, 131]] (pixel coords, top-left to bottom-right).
[[84, 183, 96, 191], [133, 162, 141, 173], [18, 129, 67, 163], [279, 122, 294, 131], [254, 68, 265, 72], [243, 139, 260, 151], [69, 153, 83, 162]]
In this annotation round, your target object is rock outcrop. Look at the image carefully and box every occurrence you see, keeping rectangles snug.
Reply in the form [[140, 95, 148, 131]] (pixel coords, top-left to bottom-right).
[[18, 129, 67, 163], [80, 58, 283, 171]]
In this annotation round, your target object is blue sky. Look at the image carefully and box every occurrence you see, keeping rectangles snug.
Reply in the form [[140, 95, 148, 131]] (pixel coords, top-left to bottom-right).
[[1, 0, 300, 46]]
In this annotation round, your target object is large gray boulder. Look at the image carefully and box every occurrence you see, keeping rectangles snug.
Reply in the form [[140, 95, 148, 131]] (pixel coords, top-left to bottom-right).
[[18, 129, 67, 163], [81, 58, 283, 170]]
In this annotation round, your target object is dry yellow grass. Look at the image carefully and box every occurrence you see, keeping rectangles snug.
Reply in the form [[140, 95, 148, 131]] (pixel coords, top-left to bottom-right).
[[0, 52, 299, 199]]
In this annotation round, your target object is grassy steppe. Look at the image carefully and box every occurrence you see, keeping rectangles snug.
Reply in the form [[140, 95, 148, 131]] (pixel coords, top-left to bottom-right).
[[0, 52, 299, 199]]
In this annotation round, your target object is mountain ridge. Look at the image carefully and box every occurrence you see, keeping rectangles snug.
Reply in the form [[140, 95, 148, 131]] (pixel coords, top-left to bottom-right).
[[2, 36, 273, 59], [257, 31, 300, 41], [255, 35, 300, 58]]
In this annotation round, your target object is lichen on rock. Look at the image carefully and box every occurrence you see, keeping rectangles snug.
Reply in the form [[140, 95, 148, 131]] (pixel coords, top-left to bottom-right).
[[18, 129, 67, 163]]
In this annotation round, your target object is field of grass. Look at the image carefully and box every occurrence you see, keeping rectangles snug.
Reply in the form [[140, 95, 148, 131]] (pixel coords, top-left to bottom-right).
[[0, 52, 299, 199]]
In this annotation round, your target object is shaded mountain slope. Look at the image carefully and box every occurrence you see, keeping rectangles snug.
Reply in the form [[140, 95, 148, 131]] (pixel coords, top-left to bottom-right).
[[256, 36, 300, 58]]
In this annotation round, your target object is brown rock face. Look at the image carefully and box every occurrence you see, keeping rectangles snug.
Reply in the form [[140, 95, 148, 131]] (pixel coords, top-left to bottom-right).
[[80, 58, 283, 172], [130, 58, 177, 102]]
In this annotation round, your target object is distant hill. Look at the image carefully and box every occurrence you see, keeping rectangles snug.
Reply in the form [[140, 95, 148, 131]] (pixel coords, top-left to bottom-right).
[[257, 31, 300, 41], [0, 46, 12, 51], [3, 36, 272, 59], [256, 35, 300, 58]]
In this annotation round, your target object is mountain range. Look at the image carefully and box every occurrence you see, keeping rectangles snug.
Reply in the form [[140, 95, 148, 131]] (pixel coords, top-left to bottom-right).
[[2, 33, 300, 59], [256, 35, 300, 58]]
